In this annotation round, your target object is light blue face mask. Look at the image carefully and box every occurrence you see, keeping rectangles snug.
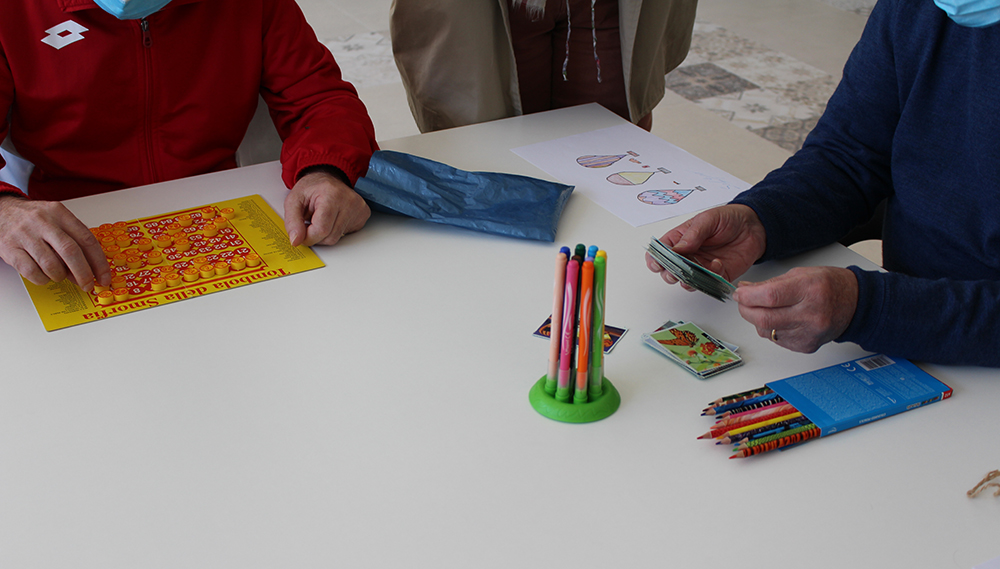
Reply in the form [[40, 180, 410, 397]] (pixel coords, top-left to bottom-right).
[[93, 0, 173, 20], [935, 0, 1000, 27]]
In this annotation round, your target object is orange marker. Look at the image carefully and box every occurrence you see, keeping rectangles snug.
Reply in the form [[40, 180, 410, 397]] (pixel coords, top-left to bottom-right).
[[136, 237, 153, 252], [96, 290, 114, 305], [102, 244, 121, 258], [214, 261, 230, 276], [150, 277, 167, 291], [230, 255, 246, 270], [182, 267, 200, 282], [112, 288, 129, 302], [198, 264, 215, 279], [245, 253, 260, 267]]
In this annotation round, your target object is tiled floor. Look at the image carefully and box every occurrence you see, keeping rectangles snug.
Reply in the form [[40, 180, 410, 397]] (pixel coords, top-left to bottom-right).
[[300, 0, 873, 152]]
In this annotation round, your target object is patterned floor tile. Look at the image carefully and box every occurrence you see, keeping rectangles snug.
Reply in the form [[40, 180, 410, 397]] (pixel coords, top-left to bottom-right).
[[753, 116, 822, 152], [324, 32, 400, 90], [665, 63, 760, 101], [696, 88, 817, 130]]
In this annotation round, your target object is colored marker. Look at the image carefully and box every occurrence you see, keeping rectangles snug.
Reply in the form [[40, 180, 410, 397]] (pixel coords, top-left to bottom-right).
[[587, 245, 598, 259], [545, 248, 570, 395], [556, 259, 580, 403], [575, 259, 595, 404], [589, 252, 607, 397]]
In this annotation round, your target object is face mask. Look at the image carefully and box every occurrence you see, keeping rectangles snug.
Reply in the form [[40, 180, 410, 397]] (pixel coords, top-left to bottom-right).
[[93, 0, 173, 20], [935, 0, 1000, 27]]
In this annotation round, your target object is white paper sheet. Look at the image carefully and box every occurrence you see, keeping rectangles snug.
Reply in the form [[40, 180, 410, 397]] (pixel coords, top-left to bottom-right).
[[512, 123, 750, 227]]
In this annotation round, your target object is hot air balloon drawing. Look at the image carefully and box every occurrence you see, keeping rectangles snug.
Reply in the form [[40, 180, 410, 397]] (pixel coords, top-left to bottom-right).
[[637, 186, 707, 206], [577, 154, 627, 168]]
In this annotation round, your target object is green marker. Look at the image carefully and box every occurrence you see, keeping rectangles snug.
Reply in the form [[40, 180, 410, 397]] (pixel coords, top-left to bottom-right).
[[589, 253, 606, 397]]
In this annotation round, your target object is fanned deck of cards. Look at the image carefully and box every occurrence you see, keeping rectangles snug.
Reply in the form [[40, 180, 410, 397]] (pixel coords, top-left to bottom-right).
[[646, 237, 736, 302], [643, 320, 743, 379]]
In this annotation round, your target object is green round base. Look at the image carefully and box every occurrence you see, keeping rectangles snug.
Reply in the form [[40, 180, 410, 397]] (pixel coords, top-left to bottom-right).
[[528, 376, 620, 423]]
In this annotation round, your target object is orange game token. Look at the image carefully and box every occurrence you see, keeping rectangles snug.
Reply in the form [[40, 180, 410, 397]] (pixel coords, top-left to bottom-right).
[[100, 235, 116, 248], [202, 223, 218, 237], [177, 214, 193, 227], [97, 290, 114, 305], [145, 250, 163, 264], [230, 255, 246, 270], [94, 283, 111, 293], [214, 261, 230, 276], [115, 235, 132, 247], [112, 253, 129, 267], [200, 206, 216, 219], [192, 256, 209, 268], [174, 239, 192, 252], [103, 244, 121, 258], [219, 207, 236, 220], [212, 215, 229, 229], [111, 275, 128, 288], [126, 256, 143, 270], [99, 223, 114, 232], [198, 264, 215, 278], [165, 273, 182, 287], [111, 228, 126, 238], [182, 267, 200, 282], [150, 277, 167, 291], [154, 234, 173, 248], [136, 237, 153, 251], [245, 253, 261, 267], [112, 288, 129, 302], [112, 221, 127, 229]]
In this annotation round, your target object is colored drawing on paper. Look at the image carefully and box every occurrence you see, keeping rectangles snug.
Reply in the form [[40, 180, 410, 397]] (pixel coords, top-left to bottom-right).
[[607, 171, 656, 186], [577, 154, 626, 168], [637, 186, 706, 206], [22, 194, 324, 331]]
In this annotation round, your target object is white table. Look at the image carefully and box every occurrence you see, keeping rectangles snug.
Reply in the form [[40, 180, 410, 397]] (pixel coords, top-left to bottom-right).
[[1, 105, 997, 568]]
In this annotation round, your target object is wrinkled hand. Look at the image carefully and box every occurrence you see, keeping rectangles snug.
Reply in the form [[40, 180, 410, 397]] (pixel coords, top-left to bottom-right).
[[734, 266, 859, 353], [646, 204, 767, 286], [284, 170, 371, 247], [0, 195, 111, 291]]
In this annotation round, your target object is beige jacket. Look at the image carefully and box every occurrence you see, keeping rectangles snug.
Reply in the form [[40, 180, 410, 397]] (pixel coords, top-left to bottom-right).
[[390, 0, 698, 133]]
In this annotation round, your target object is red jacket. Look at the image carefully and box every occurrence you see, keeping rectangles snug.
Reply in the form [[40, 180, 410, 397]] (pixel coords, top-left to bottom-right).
[[0, 0, 377, 201]]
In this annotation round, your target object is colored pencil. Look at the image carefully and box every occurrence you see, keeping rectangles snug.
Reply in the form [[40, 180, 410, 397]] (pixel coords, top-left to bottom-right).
[[730, 425, 821, 459]]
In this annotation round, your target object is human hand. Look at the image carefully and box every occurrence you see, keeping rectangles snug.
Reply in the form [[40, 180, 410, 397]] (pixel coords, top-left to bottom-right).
[[0, 195, 111, 292], [645, 204, 767, 286], [284, 169, 371, 247], [733, 266, 859, 353]]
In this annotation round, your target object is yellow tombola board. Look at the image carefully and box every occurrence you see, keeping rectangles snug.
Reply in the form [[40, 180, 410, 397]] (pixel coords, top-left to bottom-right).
[[22, 195, 324, 331]]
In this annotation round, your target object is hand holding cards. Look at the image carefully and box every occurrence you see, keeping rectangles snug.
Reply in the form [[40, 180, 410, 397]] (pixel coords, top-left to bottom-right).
[[647, 237, 736, 302]]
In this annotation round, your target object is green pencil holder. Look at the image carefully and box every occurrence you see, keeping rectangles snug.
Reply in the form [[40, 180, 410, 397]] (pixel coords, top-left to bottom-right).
[[529, 376, 620, 423]]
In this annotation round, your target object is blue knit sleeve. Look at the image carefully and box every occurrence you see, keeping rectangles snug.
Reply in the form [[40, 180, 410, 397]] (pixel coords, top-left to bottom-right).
[[841, 267, 1000, 366], [731, 0, 900, 261]]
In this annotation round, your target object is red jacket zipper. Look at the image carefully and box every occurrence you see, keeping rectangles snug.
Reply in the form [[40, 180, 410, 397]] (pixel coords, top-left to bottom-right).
[[139, 18, 158, 184]]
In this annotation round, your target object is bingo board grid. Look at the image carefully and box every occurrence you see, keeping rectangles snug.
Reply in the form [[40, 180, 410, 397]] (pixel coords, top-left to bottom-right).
[[88, 204, 266, 307]]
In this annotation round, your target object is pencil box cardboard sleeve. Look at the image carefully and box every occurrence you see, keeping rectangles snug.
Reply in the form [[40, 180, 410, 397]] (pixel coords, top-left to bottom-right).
[[353, 150, 574, 241]]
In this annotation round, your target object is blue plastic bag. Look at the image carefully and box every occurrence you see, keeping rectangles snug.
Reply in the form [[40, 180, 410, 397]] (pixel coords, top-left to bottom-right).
[[353, 150, 573, 242]]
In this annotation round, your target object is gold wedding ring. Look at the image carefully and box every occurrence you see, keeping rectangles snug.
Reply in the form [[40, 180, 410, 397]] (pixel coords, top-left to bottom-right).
[[770, 329, 779, 342]]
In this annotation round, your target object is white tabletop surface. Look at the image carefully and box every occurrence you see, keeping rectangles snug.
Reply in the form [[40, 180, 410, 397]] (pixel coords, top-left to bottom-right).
[[1, 105, 998, 568]]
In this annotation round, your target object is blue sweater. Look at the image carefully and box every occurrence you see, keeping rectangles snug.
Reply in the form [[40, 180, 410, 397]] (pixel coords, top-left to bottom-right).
[[731, 0, 1000, 366]]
